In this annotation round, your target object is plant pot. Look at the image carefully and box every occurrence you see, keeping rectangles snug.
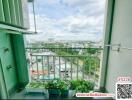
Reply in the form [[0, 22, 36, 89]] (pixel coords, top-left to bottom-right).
[[48, 89, 61, 96], [25, 88, 46, 94], [69, 90, 76, 97], [61, 89, 69, 97]]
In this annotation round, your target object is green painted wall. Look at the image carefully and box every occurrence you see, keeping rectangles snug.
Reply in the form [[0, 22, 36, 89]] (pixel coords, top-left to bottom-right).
[[0, 58, 8, 99], [0, 33, 29, 98], [0, 33, 18, 94], [0, 0, 30, 99], [0, 0, 29, 99], [11, 34, 29, 87]]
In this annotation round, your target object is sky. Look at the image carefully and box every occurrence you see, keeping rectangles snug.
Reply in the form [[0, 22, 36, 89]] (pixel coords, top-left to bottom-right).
[[26, 0, 106, 42]]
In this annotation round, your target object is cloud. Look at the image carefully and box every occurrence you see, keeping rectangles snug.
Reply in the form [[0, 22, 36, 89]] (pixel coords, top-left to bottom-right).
[[26, 0, 106, 42], [62, 0, 106, 15]]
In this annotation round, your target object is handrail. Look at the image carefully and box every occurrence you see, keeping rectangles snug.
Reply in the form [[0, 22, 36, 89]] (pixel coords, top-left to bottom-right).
[[30, 54, 98, 57], [26, 47, 103, 49]]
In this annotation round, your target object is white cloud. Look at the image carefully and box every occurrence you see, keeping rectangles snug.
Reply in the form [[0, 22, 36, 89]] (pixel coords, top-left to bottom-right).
[[26, 0, 106, 42]]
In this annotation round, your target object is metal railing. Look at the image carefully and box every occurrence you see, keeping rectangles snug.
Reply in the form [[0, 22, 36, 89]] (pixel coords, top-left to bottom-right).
[[26, 47, 102, 87]]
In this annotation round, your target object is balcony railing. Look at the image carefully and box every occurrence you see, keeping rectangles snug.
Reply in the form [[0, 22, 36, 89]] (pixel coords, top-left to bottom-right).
[[26, 47, 102, 88]]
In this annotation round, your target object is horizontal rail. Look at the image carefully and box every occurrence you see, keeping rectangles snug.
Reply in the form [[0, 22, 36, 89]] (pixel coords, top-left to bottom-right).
[[30, 55, 99, 57], [26, 47, 103, 50]]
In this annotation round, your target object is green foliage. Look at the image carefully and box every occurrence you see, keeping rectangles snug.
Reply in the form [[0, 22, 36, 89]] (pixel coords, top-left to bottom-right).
[[59, 80, 69, 90], [69, 80, 79, 90], [70, 80, 94, 93], [84, 56, 100, 74], [26, 79, 94, 93], [87, 48, 98, 54], [45, 79, 69, 90], [45, 79, 61, 89], [26, 82, 44, 88], [75, 80, 94, 92]]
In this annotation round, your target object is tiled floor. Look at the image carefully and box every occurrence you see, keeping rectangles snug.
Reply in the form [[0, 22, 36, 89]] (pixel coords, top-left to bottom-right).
[[10, 89, 48, 99], [10, 89, 114, 100]]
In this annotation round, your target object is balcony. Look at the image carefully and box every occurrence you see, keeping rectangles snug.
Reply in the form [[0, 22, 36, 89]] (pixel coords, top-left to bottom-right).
[[10, 47, 104, 99], [9, 47, 102, 99]]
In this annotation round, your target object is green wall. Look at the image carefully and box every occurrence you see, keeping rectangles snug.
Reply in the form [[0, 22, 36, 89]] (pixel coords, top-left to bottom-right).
[[0, 33, 18, 96], [0, 58, 8, 99], [0, 0, 30, 99], [0, 33, 29, 99], [11, 34, 29, 87]]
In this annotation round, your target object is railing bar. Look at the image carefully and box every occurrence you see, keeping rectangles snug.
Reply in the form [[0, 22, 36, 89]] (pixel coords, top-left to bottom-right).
[[71, 58, 73, 80], [47, 56, 50, 79], [59, 57, 61, 79], [31, 55, 96, 57], [89, 56, 91, 81], [97, 58, 100, 87], [30, 54, 33, 82], [82, 57, 84, 79], [65, 57, 66, 80], [77, 58, 79, 79], [36, 56, 39, 81], [30, 48, 32, 53], [93, 58, 96, 85], [53, 56, 55, 79], [42, 56, 44, 83], [25, 47, 103, 50]]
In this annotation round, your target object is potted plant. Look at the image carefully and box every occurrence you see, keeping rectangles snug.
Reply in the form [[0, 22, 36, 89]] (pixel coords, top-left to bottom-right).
[[75, 80, 94, 93], [25, 82, 45, 93], [59, 80, 69, 97], [69, 80, 78, 97], [45, 79, 61, 96], [69, 79, 94, 97]]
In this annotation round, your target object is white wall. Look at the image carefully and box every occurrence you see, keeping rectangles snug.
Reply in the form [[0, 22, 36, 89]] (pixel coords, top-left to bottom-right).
[[105, 0, 132, 93]]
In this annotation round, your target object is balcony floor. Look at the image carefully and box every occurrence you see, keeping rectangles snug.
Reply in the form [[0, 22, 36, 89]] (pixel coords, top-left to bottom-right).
[[10, 89, 47, 99], [10, 89, 114, 100]]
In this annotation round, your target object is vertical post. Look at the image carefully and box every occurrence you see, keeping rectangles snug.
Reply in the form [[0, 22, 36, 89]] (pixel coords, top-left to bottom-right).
[[53, 56, 55, 79], [71, 57, 73, 80], [64, 57, 66, 80], [82, 57, 84, 79], [41, 56, 44, 84], [30, 48, 31, 52], [77, 58, 79, 79], [47, 56, 50, 79], [59, 56, 61, 79], [89, 56, 91, 81], [93, 58, 96, 84], [36, 56, 39, 81], [30, 53, 33, 82]]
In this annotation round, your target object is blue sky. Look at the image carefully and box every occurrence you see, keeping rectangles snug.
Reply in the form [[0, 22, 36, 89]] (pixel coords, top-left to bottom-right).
[[26, 0, 106, 42]]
